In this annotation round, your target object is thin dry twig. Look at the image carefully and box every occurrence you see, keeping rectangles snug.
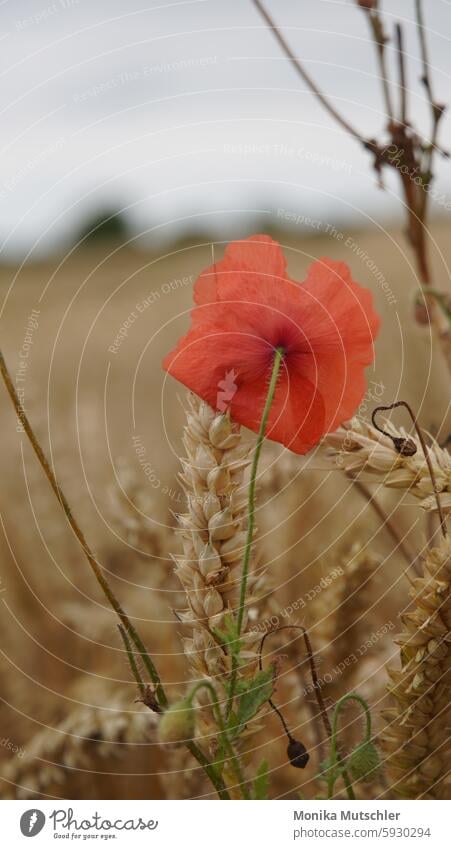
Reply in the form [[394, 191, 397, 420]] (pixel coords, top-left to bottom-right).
[[365, 3, 394, 124], [395, 23, 408, 127], [415, 0, 444, 149], [251, 0, 451, 375], [251, 0, 369, 146]]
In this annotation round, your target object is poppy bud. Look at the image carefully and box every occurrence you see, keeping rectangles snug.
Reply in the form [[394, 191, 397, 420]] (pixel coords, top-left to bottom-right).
[[287, 738, 309, 769], [158, 698, 195, 747], [348, 741, 380, 782]]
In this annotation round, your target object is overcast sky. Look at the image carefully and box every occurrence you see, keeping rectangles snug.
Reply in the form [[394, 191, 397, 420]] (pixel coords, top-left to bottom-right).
[[0, 0, 450, 258]]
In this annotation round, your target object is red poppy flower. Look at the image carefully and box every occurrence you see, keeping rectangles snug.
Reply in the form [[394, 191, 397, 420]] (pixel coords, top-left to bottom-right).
[[163, 235, 380, 454]]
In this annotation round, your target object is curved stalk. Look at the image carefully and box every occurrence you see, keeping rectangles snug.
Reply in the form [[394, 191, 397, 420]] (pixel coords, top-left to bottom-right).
[[328, 693, 373, 801]]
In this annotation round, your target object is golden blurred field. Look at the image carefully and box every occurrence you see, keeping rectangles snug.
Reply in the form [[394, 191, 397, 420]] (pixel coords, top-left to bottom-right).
[[0, 221, 450, 799]]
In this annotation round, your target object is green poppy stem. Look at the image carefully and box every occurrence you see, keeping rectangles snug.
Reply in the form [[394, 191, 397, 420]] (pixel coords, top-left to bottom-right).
[[236, 346, 285, 637], [227, 347, 284, 718]]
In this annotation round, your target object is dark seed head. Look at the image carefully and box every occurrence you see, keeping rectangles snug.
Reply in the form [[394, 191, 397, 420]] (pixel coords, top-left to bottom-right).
[[287, 738, 309, 769], [392, 437, 417, 457]]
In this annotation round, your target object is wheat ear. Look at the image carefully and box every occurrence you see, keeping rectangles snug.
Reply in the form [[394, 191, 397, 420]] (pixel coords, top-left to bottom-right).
[[381, 536, 451, 798], [324, 417, 451, 514], [173, 394, 265, 750]]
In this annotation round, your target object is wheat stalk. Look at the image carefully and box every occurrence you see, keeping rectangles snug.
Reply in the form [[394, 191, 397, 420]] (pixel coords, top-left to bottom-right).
[[381, 536, 451, 798], [324, 417, 451, 514], [173, 394, 265, 754]]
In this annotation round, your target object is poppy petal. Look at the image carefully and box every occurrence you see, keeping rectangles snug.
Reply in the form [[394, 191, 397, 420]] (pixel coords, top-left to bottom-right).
[[296, 258, 380, 431], [163, 324, 271, 403], [230, 365, 326, 455], [163, 326, 326, 455], [193, 234, 288, 311], [301, 258, 380, 359]]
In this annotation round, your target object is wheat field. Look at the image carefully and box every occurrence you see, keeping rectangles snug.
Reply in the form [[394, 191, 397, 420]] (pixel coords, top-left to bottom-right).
[[0, 220, 449, 800]]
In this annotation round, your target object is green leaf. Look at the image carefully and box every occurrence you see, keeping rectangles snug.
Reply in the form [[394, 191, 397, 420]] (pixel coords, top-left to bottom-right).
[[213, 612, 243, 659], [234, 667, 274, 736], [252, 759, 269, 800]]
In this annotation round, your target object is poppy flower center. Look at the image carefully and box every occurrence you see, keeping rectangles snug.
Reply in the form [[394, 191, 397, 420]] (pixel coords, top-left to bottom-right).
[[269, 319, 304, 357], [274, 344, 286, 358], [260, 341, 287, 376]]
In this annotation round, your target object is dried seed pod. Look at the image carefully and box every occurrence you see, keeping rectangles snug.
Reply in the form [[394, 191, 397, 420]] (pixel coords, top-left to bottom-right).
[[287, 738, 309, 769], [392, 437, 417, 457]]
